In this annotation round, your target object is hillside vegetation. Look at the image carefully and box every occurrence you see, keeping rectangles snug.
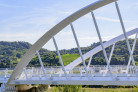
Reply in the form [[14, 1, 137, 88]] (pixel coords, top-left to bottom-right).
[[60, 54, 80, 65], [0, 39, 138, 68]]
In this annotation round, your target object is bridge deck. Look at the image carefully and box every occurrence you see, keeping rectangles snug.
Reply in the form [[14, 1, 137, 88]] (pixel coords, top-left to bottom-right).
[[1, 66, 138, 85], [11, 76, 138, 85]]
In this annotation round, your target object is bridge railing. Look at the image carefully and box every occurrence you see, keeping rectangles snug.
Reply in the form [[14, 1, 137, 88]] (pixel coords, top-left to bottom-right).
[[9, 65, 136, 80], [0, 68, 13, 78], [1, 65, 137, 77]]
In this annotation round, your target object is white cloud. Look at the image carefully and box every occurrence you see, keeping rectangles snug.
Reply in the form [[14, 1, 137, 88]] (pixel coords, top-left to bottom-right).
[[0, 33, 34, 38], [50, 10, 126, 23], [56, 11, 121, 23], [66, 35, 114, 41], [84, 15, 133, 23], [0, 9, 59, 37], [96, 16, 119, 22], [79, 37, 97, 40], [0, 6, 61, 45], [1, 13, 58, 27], [59, 31, 72, 36], [59, 11, 73, 15], [0, 0, 137, 50], [0, 33, 36, 42], [0, 3, 23, 8]]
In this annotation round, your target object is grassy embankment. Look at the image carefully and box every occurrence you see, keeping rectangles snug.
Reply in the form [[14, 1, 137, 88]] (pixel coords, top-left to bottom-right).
[[59, 54, 80, 65], [45, 85, 138, 92]]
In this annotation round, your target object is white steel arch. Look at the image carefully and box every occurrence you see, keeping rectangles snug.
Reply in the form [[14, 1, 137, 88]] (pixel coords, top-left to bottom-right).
[[7, 0, 117, 84]]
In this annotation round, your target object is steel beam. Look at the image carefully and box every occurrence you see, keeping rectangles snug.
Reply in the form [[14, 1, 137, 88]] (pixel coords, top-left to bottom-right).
[[126, 34, 137, 74], [115, 2, 137, 77], [23, 68, 28, 80], [104, 43, 115, 76], [91, 11, 113, 79], [36, 51, 47, 78], [87, 56, 93, 69], [52, 37, 67, 79], [70, 23, 89, 77]]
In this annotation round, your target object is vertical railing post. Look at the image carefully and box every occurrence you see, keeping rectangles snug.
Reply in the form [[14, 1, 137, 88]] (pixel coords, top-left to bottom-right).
[[23, 68, 28, 80], [80, 67, 82, 78], [4, 68, 8, 78], [70, 23, 89, 78], [91, 11, 113, 79], [115, 1, 137, 77], [52, 37, 67, 79], [126, 34, 137, 74], [36, 51, 47, 78]]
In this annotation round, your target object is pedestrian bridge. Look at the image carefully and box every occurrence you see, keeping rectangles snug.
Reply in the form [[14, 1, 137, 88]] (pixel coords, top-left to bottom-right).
[[0, 65, 138, 86], [0, 0, 138, 91]]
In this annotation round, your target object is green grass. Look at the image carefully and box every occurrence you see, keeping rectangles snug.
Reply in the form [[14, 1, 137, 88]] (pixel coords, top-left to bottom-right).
[[59, 54, 80, 65], [83, 88, 138, 92], [46, 85, 83, 92], [46, 86, 138, 92]]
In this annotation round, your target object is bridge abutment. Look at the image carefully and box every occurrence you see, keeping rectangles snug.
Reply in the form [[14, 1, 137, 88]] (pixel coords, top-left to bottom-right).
[[17, 84, 32, 91], [17, 84, 50, 92]]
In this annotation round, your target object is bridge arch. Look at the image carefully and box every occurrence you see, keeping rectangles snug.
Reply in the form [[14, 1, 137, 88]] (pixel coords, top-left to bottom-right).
[[7, 0, 137, 86]]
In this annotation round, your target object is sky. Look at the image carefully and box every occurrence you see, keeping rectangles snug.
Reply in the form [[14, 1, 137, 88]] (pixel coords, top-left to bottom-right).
[[0, 0, 138, 50]]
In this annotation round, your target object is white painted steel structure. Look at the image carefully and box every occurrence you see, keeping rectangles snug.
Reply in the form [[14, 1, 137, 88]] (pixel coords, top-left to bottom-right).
[[7, 0, 118, 85], [0, 0, 138, 91], [0, 65, 138, 85]]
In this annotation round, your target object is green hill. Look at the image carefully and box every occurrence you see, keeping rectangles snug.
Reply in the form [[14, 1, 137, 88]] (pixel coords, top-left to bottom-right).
[[0, 39, 138, 68]]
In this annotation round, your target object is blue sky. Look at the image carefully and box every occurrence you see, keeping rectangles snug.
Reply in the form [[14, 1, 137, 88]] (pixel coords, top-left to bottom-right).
[[0, 0, 138, 50]]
